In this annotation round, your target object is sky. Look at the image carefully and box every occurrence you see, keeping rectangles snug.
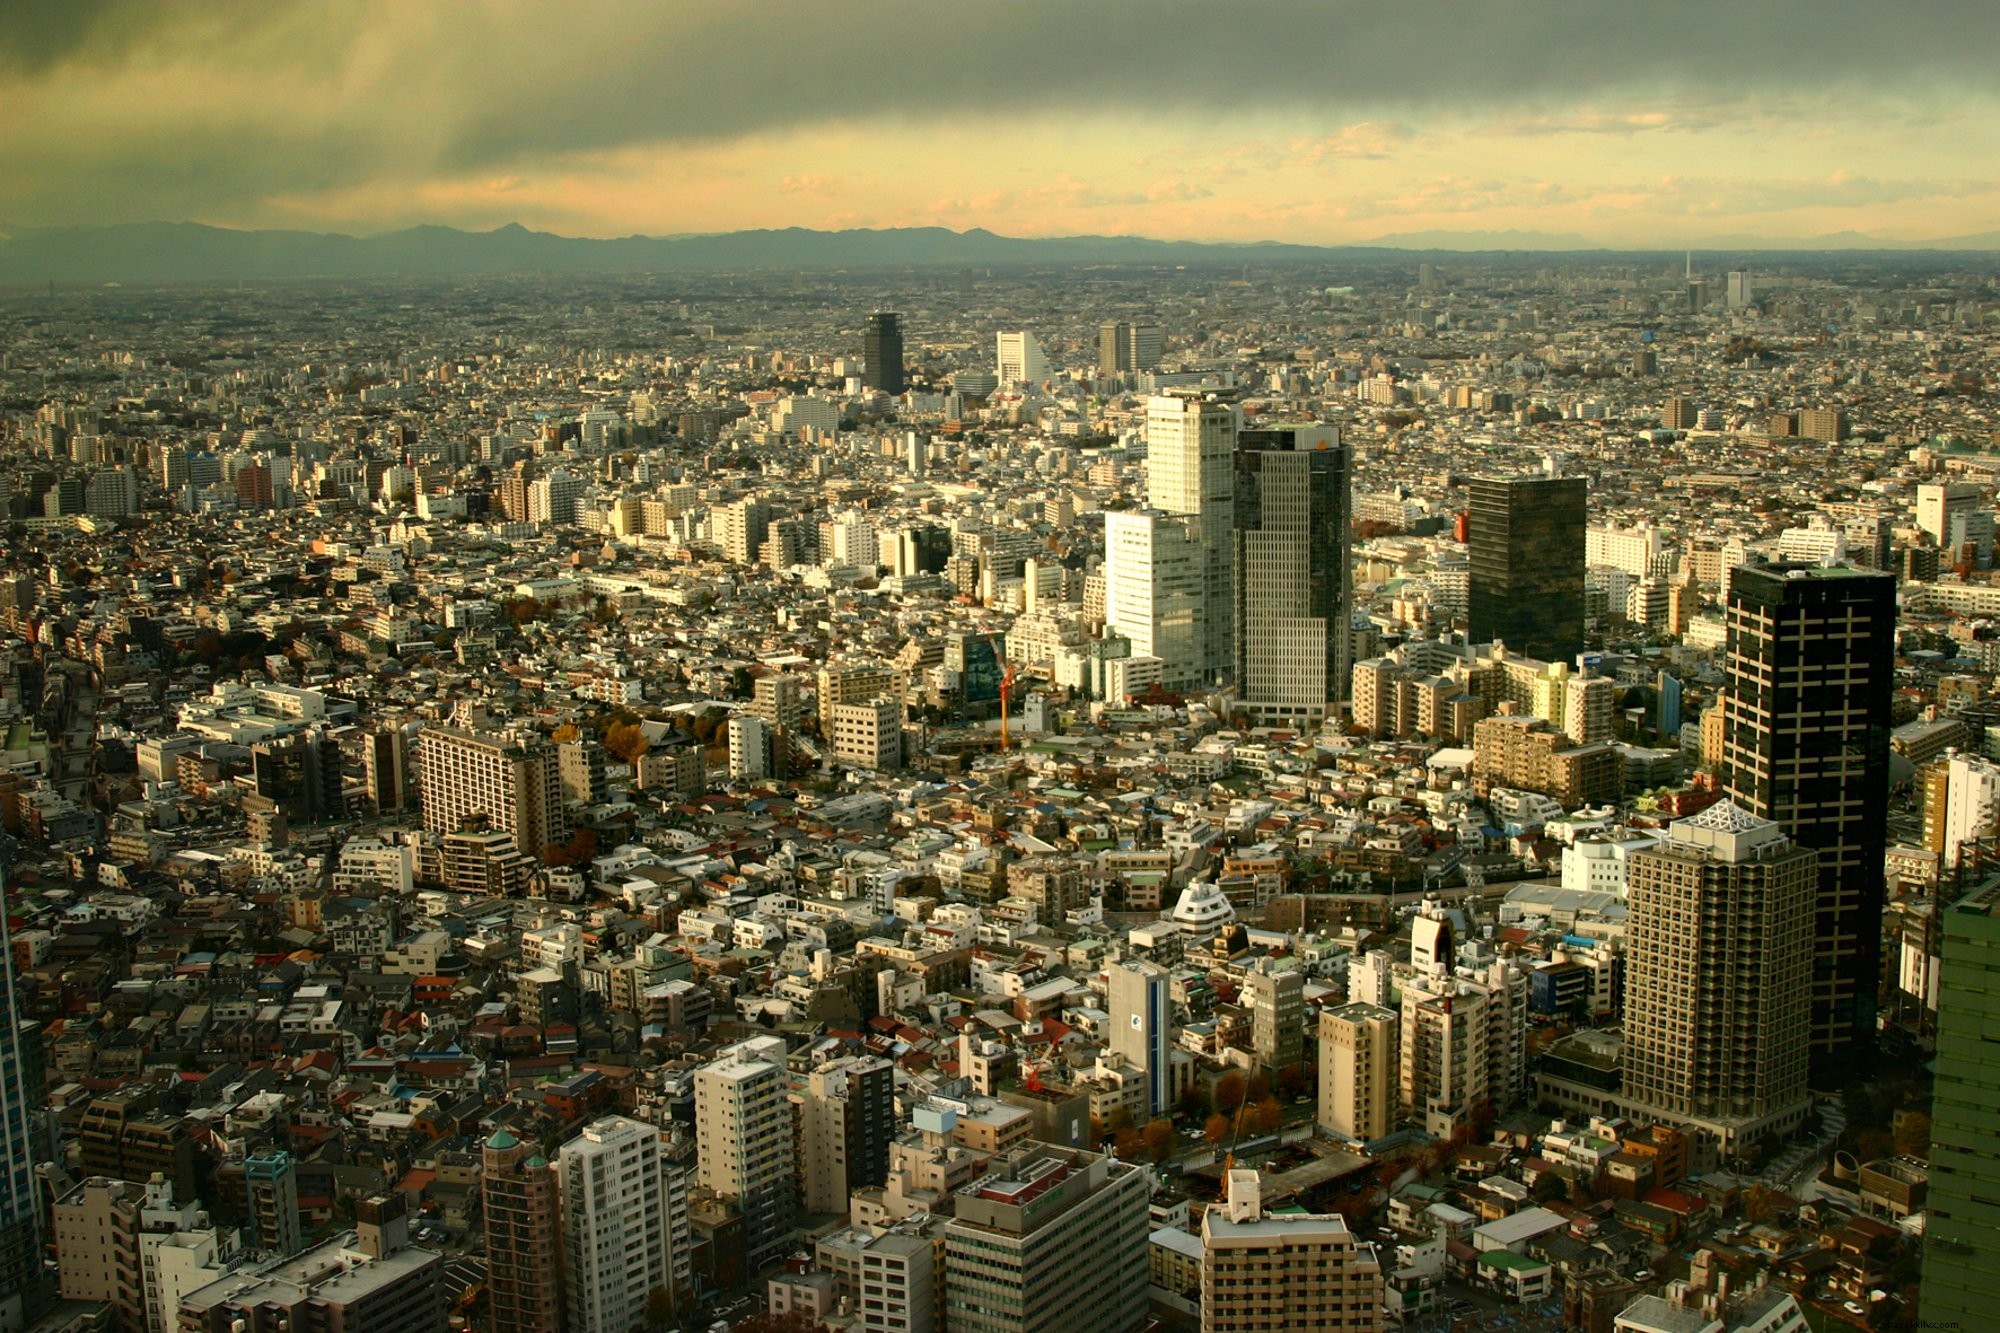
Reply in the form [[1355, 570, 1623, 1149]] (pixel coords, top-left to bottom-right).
[[5, 0, 2000, 248]]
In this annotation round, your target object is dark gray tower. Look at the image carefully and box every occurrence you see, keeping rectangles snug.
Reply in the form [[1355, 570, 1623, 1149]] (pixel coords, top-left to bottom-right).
[[863, 312, 905, 395]]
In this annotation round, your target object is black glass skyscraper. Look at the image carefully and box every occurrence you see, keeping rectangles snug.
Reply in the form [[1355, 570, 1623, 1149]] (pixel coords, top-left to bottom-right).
[[864, 312, 904, 395], [1722, 563, 1895, 1079], [1467, 474, 1586, 661], [1232, 426, 1350, 724]]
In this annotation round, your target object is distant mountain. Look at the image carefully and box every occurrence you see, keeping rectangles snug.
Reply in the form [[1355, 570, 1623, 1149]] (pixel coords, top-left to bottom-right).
[[1362, 228, 1604, 251], [2, 220, 1995, 285], [0, 221, 1378, 285]]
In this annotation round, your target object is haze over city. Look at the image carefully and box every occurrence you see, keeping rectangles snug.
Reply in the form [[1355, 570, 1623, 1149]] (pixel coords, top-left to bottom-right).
[[6, 0, 2000, 249]]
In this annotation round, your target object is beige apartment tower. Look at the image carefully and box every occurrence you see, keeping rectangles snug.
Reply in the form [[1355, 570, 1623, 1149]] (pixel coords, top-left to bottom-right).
[[414, 725, 567, 863], [1622, 801, 1817, 1158], [1320, 1002, 1398, 1143]]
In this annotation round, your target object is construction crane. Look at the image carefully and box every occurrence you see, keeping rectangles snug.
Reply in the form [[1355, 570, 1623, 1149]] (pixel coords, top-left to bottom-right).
[[986, 633, 1016, 750], [1219, 1083, 1256, 1174]]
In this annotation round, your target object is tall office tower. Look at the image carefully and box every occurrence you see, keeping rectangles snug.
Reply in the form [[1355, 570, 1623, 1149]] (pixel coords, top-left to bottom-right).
[[483, 1129, 561, 1333], [1320, 1002, 1398, 1143], [942, 1144, 1149, 1333], [362, 726, 409, 814], [1201, 1172, 1382, 1333], [0, 876, 46, 1327], [1098, 321, 1164, 374], [1622, 802, 1817, 1157], [1147, 395, 1238, 680], [1920, 877, 2000, 1328], [796, 1057, 896, 1215], [1917, 481, 1982, 548], [1232, 424, 1351, 723], [1721, 564, 1895, 1076], [559, 1116, 690, 1333], [1243, 961, 1304, 1072], [1726, 270, 1754, 309], [1467, 474, 1587, 662], [1102, 510, 1206, 689], [244, 1149, 303, 1258], [415, 726, 569, 864], [995, 331, 1050, 386], [695, 1037, 796, 1271], [864, 312, 905, 395], [1106, 960, 1173, 1118], [713, 497, 774, 565]]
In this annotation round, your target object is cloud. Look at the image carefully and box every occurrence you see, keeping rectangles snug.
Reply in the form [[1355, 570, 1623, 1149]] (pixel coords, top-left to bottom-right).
[[3, 1, 1998, 239], [1288, 122, 1416, 163]]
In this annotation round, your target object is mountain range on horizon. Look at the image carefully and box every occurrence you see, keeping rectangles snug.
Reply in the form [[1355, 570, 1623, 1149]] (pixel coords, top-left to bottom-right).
[[3, 219, 1999, 285]]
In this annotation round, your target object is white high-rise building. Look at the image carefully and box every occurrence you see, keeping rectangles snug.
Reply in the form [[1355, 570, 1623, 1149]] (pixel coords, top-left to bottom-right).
[[728, 715, 770, 782], [559, 1115, 691, 1333], [995, 331, 1051, 386], [1105, 960, 1173, 1118], [1103, 510, 1206, 689], [695, 1037, 796, 1270], [1943, 751, 2000, 869], [1146, 394, 1239, 680], [1918, 482, 1982, 549], [1586, 522, 1666, 577]]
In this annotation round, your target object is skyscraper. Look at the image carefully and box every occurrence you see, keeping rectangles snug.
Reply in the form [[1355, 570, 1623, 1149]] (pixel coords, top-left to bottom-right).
[[1622, 802, 1817, 1159], [1146, 394, 1238, 681], [1467, 474, 1587, 661], [1097, 321, 1162, 375], [483, 1128, 561, 1333], [1920, 875, 2000, 1329], [1721, 563, 1895, 1076], [864, 312, 905, 395], [1106, 960, 1173, 1118], [559, 1116, 689, 1333], [1102, 510, 1206, 689], [414, 725, 568, 864], [0, 857, 46, 1326], [1232, 424, 1350, 723]]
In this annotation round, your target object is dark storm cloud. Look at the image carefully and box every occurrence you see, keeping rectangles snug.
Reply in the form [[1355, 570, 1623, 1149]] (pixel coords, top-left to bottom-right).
[[2, 0, 1993, 229]]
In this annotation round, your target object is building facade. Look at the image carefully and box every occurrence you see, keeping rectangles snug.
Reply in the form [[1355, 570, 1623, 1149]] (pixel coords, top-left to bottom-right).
[[1468, 474, 1587, 662], [1720, 563, 1895, 1076], [1231, 425, 1351, 723]]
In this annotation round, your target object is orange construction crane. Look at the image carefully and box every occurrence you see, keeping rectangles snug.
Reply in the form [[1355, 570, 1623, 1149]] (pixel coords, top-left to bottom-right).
[[986, 633, 1015, 750]]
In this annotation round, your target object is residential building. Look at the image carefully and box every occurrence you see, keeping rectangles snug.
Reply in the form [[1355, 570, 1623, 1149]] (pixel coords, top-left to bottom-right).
[[414, 725, 568, 865], [1622, 802, 1817, 1160], [483, 1128, 561, 1333], [696, 1038, 797, 1271], [796, 1057, 896, 1216], [1201, 1171, 1381, 1333], [1146, 394, 1239, 681], [1106, 960, 1173, 1118], [1321, 1002, 1398, 1144], [559, 1116, 690, 1333]]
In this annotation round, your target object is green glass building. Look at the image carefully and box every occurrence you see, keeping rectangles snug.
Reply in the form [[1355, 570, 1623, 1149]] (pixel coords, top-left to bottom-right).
[[1921, 875, 2000, 1327]]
